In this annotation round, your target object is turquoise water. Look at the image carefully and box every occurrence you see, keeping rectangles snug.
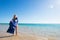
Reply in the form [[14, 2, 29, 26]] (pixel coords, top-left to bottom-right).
[[0, 23, 60, 37]]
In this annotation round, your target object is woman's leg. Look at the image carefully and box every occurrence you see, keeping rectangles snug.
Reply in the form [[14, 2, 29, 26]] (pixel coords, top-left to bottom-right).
[[16, 26, 17, 35]]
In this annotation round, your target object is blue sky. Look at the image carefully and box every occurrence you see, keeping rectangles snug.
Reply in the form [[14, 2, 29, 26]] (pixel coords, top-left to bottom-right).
[[0, 0, 60, 23]]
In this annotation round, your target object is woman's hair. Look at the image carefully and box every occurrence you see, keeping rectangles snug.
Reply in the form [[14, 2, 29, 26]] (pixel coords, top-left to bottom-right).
[[16, 17, 17, 19], [13, 15, 17, 20]]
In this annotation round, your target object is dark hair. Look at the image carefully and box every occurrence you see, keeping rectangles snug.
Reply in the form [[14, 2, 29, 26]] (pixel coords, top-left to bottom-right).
[[15, 17, 18, 20]]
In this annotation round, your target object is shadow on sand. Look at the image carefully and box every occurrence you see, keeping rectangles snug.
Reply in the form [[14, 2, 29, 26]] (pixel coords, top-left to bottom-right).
[[0, 35, 14, 38]]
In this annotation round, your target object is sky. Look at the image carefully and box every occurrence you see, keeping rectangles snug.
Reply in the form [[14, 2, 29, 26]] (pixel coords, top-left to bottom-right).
[[0, 0, 60, 23]]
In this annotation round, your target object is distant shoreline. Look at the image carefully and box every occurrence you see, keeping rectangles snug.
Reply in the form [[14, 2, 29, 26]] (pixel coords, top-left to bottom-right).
[[0, 23, 60, 25]]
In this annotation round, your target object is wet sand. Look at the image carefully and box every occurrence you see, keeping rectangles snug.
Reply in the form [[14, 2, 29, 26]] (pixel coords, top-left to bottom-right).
[[0, 33, 49, 40]]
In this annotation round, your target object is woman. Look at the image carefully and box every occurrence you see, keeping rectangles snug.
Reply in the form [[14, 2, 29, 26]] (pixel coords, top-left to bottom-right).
[[7, 15, 18, 35]]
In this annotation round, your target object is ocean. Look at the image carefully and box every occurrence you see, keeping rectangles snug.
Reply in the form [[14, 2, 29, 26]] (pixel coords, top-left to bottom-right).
[[0, 23, 60, 38]]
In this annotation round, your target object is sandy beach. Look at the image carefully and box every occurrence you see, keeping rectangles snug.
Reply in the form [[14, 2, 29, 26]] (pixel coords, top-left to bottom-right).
[[0, 32, 49, 40], [0, 32, 58, 40]]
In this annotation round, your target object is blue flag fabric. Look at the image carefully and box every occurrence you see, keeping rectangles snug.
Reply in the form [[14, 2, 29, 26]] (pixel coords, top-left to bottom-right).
[[7, 19, 18, 34]]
